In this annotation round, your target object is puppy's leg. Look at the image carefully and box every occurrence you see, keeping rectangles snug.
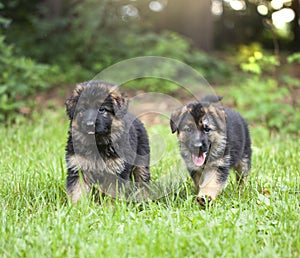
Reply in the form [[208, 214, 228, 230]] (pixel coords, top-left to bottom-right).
[[66, 170, 90, 203], [133, 123, 150, 184], [235, 125, 251, 185], [132, 166, 150, 182], [131, 124, 150, 200], [131, 166, 150, 201], [234, 157, 251, 185], [195, 168, 229, 205], [190, 170, 201, 194]]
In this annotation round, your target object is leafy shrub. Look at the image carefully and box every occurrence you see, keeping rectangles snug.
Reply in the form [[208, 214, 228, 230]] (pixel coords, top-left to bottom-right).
[[224, 75, 300, 135], [187, 50, 233, 83], [0, 36, 58, 122], [3, 1, 233, 92], [119, 32, 233, 93], [237, 43, 280, 75], [223, 44, 300, 134], [287, 52, 300, 64], [230, 79, 288, 130]]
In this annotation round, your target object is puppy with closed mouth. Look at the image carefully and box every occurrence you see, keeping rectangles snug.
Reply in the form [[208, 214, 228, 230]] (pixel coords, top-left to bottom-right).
[[65, 81, 150, 203], [170, 95, 251, 205]]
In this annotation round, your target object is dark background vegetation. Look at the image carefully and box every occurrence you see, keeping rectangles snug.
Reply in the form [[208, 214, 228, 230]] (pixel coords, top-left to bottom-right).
[[0, 0, 299, 133]]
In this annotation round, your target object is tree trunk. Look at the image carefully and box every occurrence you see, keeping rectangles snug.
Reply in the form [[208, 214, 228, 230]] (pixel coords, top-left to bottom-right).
[[153, 0, 214, 51], [44, 0, 63, 17], [291, 0, 300, 50]]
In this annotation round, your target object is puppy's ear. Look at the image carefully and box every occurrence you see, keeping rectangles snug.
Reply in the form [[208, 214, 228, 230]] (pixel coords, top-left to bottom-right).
[[170, 107, 185, 134], [110, 90, 129, 118], [65, 83, 85, 119], [200, 95, 222, 104]]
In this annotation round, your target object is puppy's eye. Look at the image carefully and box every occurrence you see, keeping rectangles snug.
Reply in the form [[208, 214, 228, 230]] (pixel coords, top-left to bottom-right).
[[98, 107, 106, 114], [203, 125, 211, 133], [185, 127, 192, 133]]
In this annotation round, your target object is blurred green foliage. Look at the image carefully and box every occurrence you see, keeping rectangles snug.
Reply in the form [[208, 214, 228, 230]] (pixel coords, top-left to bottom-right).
[[120, 32, 233, 92], [0, 35, 59, 122], [0, 0, 233, 122], [236, 43, 280, 75], [0, 1, 299, 134], [2, 1, 232, 87], [224, 47, 300, 134], [228, 78, 300, 134], [287, 52, 300, 64]]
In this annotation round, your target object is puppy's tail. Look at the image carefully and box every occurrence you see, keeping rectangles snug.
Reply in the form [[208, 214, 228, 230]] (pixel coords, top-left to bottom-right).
[[200, 94, 222, 104]]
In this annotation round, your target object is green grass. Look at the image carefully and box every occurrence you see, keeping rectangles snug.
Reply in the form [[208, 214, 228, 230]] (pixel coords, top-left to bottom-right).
[[0, 110, 299, 258]]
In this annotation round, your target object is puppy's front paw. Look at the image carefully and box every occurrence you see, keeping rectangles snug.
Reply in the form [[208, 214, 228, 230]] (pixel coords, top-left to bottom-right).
[[196, 195, 212, 206]]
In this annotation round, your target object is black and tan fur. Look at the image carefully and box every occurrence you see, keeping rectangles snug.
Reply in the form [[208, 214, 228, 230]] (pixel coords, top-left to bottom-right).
[[65, 81, 150, 203], [170, 96, 251, 205]]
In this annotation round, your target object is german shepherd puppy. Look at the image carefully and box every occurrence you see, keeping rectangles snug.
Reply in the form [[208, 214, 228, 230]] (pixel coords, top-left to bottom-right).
[[170, 96, 251, 205], [65, 81, 150, 203]]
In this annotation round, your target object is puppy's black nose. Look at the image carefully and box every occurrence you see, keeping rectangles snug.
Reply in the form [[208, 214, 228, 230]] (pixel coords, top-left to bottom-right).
[[86, 121, 95, 128], [193, 142, 202, 148], [193, 142, 203, 153]]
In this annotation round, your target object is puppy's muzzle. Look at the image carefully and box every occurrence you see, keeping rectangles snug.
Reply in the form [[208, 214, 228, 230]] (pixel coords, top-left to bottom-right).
[[85, 120, 95, 135], [192, 142, 208, 156], [193, 142, 203, 153]]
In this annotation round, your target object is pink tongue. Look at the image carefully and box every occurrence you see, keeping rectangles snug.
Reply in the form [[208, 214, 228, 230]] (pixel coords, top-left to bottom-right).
[[192, 153, 206, 167]]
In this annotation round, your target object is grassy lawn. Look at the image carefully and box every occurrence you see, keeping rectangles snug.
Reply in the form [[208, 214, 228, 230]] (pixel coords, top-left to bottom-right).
[[0, 110, 299, 258]]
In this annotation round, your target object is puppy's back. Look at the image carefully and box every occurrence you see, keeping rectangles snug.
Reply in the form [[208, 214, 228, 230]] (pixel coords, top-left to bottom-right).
[[223, 107, 251, 167]]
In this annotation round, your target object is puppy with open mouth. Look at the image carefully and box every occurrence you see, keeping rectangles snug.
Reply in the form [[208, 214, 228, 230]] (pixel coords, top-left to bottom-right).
[[170, 95, 251, 205]]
